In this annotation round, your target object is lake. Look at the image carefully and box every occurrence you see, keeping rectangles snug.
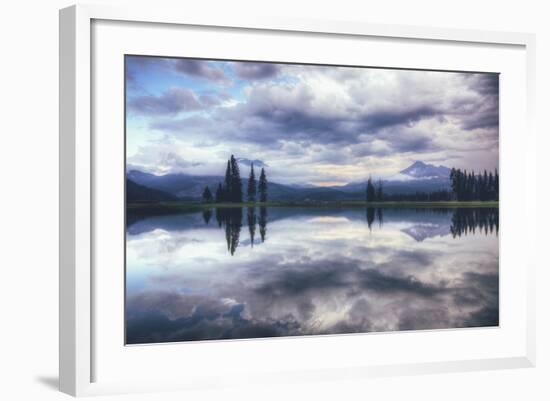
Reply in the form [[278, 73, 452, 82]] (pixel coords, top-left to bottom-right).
[[125, 207, 499, 344]]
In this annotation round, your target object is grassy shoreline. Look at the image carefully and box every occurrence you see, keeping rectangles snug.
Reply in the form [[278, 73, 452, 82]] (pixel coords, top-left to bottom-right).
[[128, 200, 499, 212]]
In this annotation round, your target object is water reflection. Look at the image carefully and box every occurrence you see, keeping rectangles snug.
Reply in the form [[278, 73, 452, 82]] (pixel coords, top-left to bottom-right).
[[247, 207, 256, 247], [364, 207, 499, 240], [126, 207, 498, 344], [451, 208, 499, 237], [202, 209, 212, 225], [259, 206, 267, 243], [366, 207, 375, 230]]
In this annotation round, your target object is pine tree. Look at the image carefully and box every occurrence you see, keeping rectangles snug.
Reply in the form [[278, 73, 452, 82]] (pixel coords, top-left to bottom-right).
[[247, 163, 257, 202], [486, 170, 490, 200], [450, 168, 458, 200], [202, 186, 213, 202], [449, 167, 499, 201], [494, 169, 499, 201], [487, 171, 495, 200], [215, 183, 223, 203], [376, 179, 384, 202], [230, 155, 242, 203], [224, 160, 232, 201], [366, 177, 376, 202], [258, 168, 268, 203]]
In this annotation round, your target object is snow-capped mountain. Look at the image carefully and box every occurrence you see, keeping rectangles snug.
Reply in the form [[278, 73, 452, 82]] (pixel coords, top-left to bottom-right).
[[390, 161, 451, 181], [334, 161, 452, 194]]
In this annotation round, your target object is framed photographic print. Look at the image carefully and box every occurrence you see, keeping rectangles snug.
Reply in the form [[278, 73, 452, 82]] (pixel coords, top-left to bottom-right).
[[60, 4, 536, 397]]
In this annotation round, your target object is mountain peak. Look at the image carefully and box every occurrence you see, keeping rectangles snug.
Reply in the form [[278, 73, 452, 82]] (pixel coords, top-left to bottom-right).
[[399, 161, 450, 180], [410, 160, 427, 167]]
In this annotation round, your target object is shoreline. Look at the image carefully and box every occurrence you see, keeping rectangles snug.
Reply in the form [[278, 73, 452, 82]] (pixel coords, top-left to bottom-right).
[[127, 200, 499, 211]]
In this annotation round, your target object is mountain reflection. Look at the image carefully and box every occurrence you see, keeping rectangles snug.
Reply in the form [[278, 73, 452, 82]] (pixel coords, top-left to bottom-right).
[[125, 206, 499, 343], [363, 207, 498, 241]]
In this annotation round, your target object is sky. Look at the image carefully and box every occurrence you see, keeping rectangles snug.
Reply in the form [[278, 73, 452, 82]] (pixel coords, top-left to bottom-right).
[[125, 56, 499, 187]]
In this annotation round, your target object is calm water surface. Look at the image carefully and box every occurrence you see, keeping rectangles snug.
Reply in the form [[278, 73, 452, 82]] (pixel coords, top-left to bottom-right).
[[125, 207, 498, 344]]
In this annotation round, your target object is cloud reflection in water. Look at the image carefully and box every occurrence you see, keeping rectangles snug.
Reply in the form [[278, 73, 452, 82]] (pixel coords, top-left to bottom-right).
[[126, 207, 498, 344]]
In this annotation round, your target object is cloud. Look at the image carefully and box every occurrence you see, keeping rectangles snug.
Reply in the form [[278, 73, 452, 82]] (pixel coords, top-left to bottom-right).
[[127, 58, 500, 177], [363, 106, 439, 131], [128, 87, 203, 115], [232, 62, 281, 80], [125, 207, 499, 343], [128, 144, 203, 174], [468, 73, 499, 96], [126, 56, 230, 83], [128, 88, 232, 116], [126, 257, 498, 342], [170, 58, 229, 82]]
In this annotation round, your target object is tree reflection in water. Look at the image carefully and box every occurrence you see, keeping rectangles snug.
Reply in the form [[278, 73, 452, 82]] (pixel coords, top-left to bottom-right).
[[366, 207, 499, 238], [259, 207, 268, 243], [450, 208, 499, 237], [247, 207, 256, 247], [209, 206, 498, 255], [202, 209, 212, 225], [214, 208, 243, 255], [213, 207, 267, 255], [366, 207, 375, 230]]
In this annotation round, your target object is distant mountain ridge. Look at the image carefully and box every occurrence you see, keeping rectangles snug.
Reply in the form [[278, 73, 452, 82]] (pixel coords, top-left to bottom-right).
[[127, 161, 452, 201], [327, 161, 451, 195], [126, 178, 177, 202]]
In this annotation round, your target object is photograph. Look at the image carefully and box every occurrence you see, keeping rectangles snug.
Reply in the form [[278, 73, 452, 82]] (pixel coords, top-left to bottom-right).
[[124, 55, 499, 345]]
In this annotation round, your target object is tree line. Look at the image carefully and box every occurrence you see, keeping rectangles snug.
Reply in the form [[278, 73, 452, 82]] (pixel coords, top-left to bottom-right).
[[366, 168, 499, 202], [202, 155, 268, 203], [449, 168, 499, 201]]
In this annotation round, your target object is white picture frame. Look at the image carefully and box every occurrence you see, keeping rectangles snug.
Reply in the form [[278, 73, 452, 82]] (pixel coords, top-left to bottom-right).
[[59, 4, 536, 397]]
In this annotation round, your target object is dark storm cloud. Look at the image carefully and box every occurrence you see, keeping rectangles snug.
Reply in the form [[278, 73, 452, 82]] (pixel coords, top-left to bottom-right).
[[232, 62, 281, 80], [126, 56, 230, 82], [468, 73, 499, 96], [210, 96, 438, 150], [128, 88, 231, 116], [145, 81, 445, 155], [362, 106, 439, 131], [458, 100, 499, 131], [170, 58, 228, 82], [350, 131, 438, 158], [457, 73, 499, 130], [392, 134, 436, 153], [128, 88, 202, 115]]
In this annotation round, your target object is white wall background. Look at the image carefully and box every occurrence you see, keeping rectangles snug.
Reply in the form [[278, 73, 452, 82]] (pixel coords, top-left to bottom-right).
[[0, 0, 548, 399]]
